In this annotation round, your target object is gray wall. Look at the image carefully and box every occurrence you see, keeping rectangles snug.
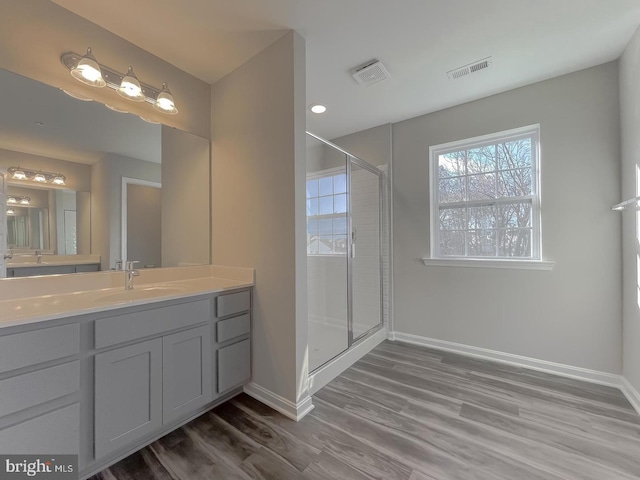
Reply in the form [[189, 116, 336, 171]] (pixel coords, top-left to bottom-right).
[[620, 26, 640, 392], [127, 184, 161, 268], [161, 126, 210, 267], [211, 32, 309, 405], [393, 62, 622, 374]]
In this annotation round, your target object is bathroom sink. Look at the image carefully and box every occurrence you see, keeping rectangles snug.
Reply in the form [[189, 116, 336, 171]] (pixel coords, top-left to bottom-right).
[[95, 285, 187, 303]]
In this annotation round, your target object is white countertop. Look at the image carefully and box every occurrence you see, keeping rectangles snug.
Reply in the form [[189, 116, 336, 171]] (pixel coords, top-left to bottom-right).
[[0, 265, 254, 330]]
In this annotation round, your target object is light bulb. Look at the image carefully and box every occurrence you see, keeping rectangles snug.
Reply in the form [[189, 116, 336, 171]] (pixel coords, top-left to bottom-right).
[[153, 83, 178, 114], [19, 197, 30, 205], [53, 175, 66, 185], [117, 66, 145, 102], [310, 104, 327, 114], [34, 173, 46, 183], [70, 48, 106, 88], [7, 208, 15, 215], [6, 197, 16, 204]]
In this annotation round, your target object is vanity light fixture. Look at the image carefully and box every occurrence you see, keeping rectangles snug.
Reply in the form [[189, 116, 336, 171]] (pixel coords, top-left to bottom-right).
[[7, 196, 31, 206], [6, 208, 15, 216], [61, 48, 179, 115], [310, 104, 327, 114], [7, 167, 66, 186], [70, 47, 106, 88]]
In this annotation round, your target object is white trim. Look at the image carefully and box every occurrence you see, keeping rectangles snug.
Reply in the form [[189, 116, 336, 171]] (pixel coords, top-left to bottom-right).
[[309, 327, 387, 395], [621, 377, 640, 415], [243, 382, 314, 422], [421, 258, 554, 270], [389, 331, 622, 388], [121, 177, 161, 266]]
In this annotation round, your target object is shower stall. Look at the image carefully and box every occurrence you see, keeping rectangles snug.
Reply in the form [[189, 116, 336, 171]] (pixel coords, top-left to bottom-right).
[[306, 132, 386, 372]]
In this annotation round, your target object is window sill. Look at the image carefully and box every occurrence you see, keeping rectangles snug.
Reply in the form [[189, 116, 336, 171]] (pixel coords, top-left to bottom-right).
[[421, 258, 554, 271]]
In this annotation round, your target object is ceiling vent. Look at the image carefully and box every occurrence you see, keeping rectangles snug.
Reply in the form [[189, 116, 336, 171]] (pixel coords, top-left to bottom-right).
[[447, 57, 493, 80], [352, 60, 391, 86]]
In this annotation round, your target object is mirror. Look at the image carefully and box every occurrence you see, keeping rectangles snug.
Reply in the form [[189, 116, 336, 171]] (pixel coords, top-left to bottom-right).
[[0, 68, 211, 274]]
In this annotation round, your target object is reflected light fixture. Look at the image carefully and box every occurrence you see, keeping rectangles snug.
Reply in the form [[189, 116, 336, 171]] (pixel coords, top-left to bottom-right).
[[7, 196, 31, 206], [310, 104, 327, 114], [117, 66, 145, 102], [70, 47, 106, 88], [8, 167, 66, 186], [6, 208, 15, 216], [153, 83, 178, 114], [6, 197, 16, 204]]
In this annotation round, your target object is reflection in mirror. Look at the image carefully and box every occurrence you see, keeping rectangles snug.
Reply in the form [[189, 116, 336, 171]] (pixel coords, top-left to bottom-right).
[[0, 68, 211, 277]]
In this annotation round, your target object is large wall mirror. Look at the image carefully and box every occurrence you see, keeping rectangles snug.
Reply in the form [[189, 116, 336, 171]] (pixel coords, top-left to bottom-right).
[[0, 68, 211, 276]]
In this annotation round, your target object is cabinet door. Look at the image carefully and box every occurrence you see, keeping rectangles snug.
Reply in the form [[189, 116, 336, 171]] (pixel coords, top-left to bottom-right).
[[94, 338, 162, 459], [162, 325, 212, 424], [218, 339, 251, 393]]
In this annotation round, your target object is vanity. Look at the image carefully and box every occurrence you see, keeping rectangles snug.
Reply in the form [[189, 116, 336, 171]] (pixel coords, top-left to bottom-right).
[[0, 265, 254, 479]]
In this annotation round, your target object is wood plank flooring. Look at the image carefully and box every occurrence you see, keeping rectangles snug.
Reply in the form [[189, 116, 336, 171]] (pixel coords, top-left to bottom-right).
[[92, 341, 640, 480]]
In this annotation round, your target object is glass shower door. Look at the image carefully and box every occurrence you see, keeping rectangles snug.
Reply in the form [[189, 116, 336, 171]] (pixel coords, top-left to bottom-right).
[[349, 160, 382, 342], [306, 134, 349, 371]]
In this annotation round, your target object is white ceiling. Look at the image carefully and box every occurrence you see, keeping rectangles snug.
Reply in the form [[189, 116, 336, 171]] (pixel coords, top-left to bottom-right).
[[53, 0, 640, 139], [0, 69, 161, 165]]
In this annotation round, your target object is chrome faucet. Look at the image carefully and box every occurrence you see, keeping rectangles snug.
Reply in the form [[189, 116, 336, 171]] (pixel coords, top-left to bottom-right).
[[3, 249, 13, 261], [114, 259, 123, 271], [125, 261, 140, 290], [35, 250, 43, 264]]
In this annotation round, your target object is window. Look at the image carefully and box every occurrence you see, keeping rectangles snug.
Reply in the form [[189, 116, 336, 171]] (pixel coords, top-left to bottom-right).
[[306, 171, 348, 255], [430, 125, 541, 260]]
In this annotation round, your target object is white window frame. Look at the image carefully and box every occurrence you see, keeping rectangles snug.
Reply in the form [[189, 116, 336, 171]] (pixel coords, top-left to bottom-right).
[[427, 124, 551, 269]]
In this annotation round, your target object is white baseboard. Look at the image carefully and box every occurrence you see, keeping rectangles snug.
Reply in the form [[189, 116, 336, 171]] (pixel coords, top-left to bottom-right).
[[309, 327, 387, 395], [389, 331, 622, 388], [621, 377, 640, 415], [243, 382, 314, 422]]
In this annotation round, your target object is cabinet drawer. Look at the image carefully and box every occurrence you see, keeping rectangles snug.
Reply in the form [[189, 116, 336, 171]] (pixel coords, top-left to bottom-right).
[[0, 403, 79, 454], [0, 324, 80, 374], [216, 313, 250, 343], [216, 290, 250, 318], [0, 361, 79, 417], [95, 299, 211, 349], [218, 339, 251, 393]]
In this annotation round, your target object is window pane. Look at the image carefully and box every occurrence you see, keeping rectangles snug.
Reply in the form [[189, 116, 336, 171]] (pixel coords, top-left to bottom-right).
[[306, 198, 318, 216], [306, 179, 318, 198], [308, 236, 319, 255], [439, 177, 465, 203], [468, 205, 496, 229], [498, 202, 531, 228], [497, 138, 532, 170], [440, 207, 466, 230], [319, 177, 333, 196], [333, 215, 347, 234], [467, 173, 496, 200], [334, 193, 347, 213], [498, 168, 532, 197], [498, 228, 532, 257], [318, 236, 333, 254], [467, 145, 496, 174], [333, 174, 347, 194], [333, 235, 347, 254], [319, 196, 333, 215], [467, 230, 497, 257], [440, 230, 465, 256], [439, 151, 465, 178], [318, 218, 332, 235], [307, 218, 319, 235]]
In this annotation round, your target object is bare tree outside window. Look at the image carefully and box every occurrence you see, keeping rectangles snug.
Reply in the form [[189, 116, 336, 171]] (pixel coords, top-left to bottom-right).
[[431, 126, 540, 259]]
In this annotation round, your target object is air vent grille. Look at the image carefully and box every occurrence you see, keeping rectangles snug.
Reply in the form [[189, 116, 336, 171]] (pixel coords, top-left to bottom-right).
[[447, 57, 493, 80], [352, 60, 391, 86]]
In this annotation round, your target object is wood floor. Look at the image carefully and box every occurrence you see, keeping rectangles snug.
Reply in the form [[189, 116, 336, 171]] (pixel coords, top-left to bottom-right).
[[93, 341, 640, 480]]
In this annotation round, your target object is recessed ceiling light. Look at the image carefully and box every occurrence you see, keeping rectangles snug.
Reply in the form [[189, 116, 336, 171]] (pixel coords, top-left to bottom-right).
[[310, 104, 327, 114]]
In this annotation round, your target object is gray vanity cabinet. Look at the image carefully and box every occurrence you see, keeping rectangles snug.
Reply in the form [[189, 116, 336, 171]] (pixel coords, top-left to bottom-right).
[[94, 338, 163, 459], [162, 324, 212, 423]]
